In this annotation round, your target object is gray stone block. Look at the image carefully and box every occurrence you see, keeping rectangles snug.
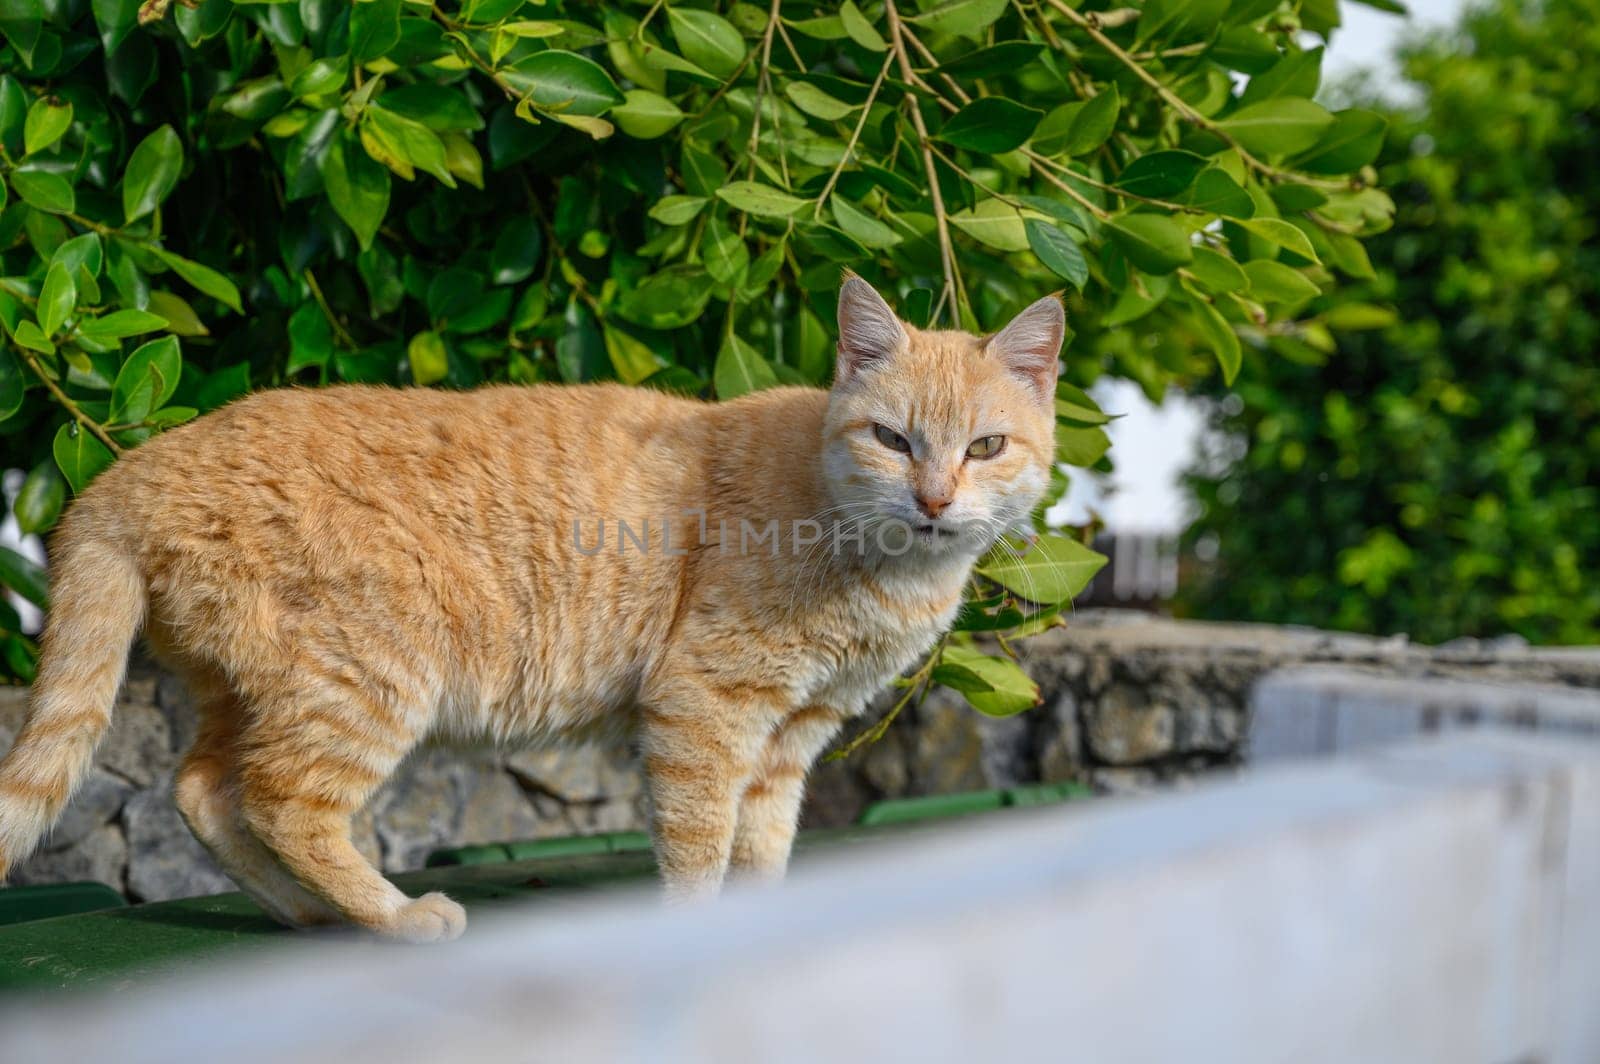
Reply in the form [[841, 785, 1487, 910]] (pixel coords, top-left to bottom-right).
[[122, 786, 234, 901]]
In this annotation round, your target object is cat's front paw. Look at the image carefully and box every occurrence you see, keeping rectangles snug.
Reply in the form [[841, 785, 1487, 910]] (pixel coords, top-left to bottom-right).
[[387, 891, 468, 943]]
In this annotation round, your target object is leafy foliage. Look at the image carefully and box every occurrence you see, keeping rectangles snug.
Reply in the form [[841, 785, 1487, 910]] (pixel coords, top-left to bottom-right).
[[0, 0, 1381, 698], [1183, 0, 1599, 645]]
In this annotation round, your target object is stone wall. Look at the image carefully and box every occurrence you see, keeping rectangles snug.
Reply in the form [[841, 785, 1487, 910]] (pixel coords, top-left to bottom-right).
[[4, 610, 1597, 901]]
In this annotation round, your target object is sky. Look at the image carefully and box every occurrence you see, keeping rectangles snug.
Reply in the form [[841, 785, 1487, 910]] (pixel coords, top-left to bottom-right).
[[1055, 0, 1467, 533]]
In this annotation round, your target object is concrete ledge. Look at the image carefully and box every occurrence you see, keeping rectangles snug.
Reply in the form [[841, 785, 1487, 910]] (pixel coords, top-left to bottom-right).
[[3, 730, 1596, 1064], [1250, 665, 1600, 761]]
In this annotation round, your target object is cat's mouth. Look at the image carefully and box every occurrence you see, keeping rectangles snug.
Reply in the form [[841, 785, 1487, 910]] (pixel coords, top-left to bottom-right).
[[914, 523, 959, 539]]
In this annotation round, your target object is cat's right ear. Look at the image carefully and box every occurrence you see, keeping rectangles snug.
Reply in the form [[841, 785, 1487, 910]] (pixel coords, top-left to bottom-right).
[[836, 274, 909, 384]]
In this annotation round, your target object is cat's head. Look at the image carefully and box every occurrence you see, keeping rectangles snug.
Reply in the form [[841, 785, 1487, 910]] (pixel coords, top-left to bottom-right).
[[821, 276, 1062, 559]]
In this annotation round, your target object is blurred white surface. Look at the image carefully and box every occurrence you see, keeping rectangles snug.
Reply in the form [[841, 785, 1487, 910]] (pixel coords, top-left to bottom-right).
[[3, 730, 1596, 1064]]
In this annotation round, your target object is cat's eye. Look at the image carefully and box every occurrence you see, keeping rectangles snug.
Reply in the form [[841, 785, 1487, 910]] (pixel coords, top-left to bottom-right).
[[874, 424, 912, 453], [967, 435, 1006, 460]]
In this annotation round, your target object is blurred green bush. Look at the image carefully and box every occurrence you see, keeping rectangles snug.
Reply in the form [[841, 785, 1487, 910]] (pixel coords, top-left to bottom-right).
[[1184, 0, 1600, 644]]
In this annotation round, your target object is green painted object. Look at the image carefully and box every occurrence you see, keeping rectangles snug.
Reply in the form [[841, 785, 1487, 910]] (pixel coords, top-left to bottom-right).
[[426, 831, 652, 868], [1004, 781, 1093, 807], [856, 790, 1008, 826], [0, 882, 126, 927]]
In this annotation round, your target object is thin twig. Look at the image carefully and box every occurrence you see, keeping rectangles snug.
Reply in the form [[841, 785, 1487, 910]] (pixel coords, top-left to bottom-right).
[[812, 51, 896, 221], [305, 269, 357, 348], [827, 638, 944, 760], [12, 343, 125, 455], [885, 0, 963, 327], [1040, 0, 1351, 190]]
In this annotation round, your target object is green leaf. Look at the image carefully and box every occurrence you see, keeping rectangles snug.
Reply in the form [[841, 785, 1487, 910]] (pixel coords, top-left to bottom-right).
[[1291, 109, 1387, 174], [501, 50, 626, 116], [22, 95, 70, 155], [977, 533, 1108, 603], [490, 216, 542, 285], [1186, 291, 1241, 383], [934, 41, 1045, 78], [322, 131, 390, 251], [950, 198, 1030, 252], [603, 325, 663, 385], [787, 15, 848, 40], [1237, 217, 1321, 263], [362, 106, 456, 187], [1107, 214, 1193, 274], [152, 248, 243, 313], [666, 6, 747, 77], [1055, 384, 1113, 425], [12, 320, 53, 354], [938, 97, 1044, 154], [1239, 46, 1323, 106], [350, 0, 402, 64], [195, 361, 250, 411], [37, 260, 75, 337], [838, 1, 887, 51], [14, 460, 64, 535], [1026, 219, 1088, 290], [641, 366, 703, 396], [0, 0, 41, 66], [909, 0, 1008, 38], [714, 333, 779, 399], [648, 195, 708, 226], [285, 302, 332, 376], [1055, 425, 1110, 467], [1189, 246, 1249, 294], [1243, 259, 1320, 303], [1217, 98, 1335, 156], [407, 330, 448, 385], [0, 544, 48, 610], [122, 125, 183, 223], [77, 308, 169, 342], [716, 180, 807, 219], [10, 169, 74, 214], [1114, 150, 1206, 198], [784, 82, 856, 121], [831, 197, 900, 249], [1136, 0, 1230, 44], [702, 212, 749, 287], [110, 334, 180, 422], [50, 232, 103, 278], [146, 291, 206, 336], [377, 85, 484, 133], [936, 644, 1040, 717], [555, 300, 607, 382], [1179, 169, 1255, 218], [615, 265, 714, 328], [442, 132, 483, 189], [1322, 303, 1396, 330], [610, 89, 684, 139], [52, 422, 115, 495], [92, 0, 138, 54], [0, 347, 23, 421], [1061, 85, 1119, 156]]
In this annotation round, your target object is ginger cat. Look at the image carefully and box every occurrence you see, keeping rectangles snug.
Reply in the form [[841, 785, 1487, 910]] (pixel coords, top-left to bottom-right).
[[0, 277, 1062, 941]]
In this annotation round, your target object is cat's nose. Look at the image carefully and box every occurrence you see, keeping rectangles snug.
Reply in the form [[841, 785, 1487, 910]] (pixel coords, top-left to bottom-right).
[[915, 492, 953, 518]]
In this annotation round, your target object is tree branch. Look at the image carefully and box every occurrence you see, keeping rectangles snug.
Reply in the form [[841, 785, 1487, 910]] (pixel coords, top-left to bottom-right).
[[11, 343, 125, 455], [885, 0, 964, 327]]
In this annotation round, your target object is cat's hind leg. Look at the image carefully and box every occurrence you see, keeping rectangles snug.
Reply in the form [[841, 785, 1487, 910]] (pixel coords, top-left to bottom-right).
[[234, 683, 465, 943], [173, 684, 340, 928]]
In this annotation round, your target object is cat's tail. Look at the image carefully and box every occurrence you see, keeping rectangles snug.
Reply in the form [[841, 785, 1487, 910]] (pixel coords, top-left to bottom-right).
[[0, 524, 145, 879]]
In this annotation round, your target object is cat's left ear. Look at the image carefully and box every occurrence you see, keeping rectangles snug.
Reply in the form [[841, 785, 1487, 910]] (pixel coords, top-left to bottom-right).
[[986, 295, 1064, 399]]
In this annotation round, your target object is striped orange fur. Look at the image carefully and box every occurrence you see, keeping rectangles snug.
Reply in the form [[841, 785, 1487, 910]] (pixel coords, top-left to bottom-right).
[[0, 278, 1062, 941]]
